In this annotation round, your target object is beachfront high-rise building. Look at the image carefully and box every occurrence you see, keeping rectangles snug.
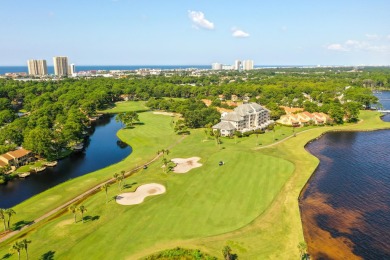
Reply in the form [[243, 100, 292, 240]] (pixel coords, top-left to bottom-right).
[[211, 63, 223, 70], [53, 56, 69, 76], [242, 60, 254, 70], [27, 59, 47, 76], [69, 63, 76, 76], [234, 60, 242, 70]]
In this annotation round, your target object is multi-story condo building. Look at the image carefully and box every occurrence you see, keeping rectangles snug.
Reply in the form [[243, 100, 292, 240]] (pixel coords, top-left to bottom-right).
[[234, 60, 242, 70], [53, 56, 69, 76], [27, 59, 47, 76], [211, 63, 223, 70], [242, 60, 254, 70], [212, 103, 273, 137], [69, 63, 76, 76]]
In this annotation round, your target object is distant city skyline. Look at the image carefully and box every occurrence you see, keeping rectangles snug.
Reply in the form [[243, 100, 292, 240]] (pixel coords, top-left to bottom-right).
[[1, 0, 390, 66]]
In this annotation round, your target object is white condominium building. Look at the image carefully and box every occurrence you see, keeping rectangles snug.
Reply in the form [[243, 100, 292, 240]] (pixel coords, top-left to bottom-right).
[[212, 102, 273, 137], [27, 59, 47, 76], [69, 63, 76, 76], [212, 63, 223, 70], [53, 56, 69, 76], [234, 60, 242, 70], [242, 60, 254, 70]]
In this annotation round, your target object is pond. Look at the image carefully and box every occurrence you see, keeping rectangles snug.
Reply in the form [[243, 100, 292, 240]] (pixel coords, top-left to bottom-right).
[[300, 92, 390, 259], [0, 114, 131, 208]]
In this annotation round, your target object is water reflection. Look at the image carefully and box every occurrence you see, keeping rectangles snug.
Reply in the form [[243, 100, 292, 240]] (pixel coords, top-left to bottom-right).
[[301, 130, 390, 258], [0, 115, 131, 208], [300, 92, 390, 259]]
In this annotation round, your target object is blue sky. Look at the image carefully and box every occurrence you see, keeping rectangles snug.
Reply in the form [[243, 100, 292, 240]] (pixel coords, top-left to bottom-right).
[[1, 0, 390, 65]]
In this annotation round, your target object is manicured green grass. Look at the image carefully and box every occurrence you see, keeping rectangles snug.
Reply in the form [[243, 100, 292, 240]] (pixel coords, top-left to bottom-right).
[[1, 112, 179, 226], [20, 144, 292, 259], [101, 101, 149, 113], [1, 109, 388, 260], [15, 161, 43, 173]]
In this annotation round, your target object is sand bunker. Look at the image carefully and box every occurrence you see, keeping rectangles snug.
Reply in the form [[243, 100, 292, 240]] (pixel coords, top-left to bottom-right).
[[171, 157, 202, 173], [116, 183, 166, 205], [153, 111, 175, 116]]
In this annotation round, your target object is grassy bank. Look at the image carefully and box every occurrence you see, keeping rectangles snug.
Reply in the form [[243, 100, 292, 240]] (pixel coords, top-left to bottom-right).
[[0, 104, 388, 259], [0, 107, 180, 227]]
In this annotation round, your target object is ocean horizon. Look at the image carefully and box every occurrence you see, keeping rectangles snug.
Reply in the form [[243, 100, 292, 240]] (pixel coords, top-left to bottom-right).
[[0, 64, 327, 75]]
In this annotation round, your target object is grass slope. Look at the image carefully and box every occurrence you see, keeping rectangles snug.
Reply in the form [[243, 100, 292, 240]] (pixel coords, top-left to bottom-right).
[[1, 107, 388, 260], [2, 111, 179, 226]]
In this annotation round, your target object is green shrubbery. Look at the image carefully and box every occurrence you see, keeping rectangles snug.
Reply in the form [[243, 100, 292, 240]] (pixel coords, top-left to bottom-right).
[[144, 247, 217, 260]]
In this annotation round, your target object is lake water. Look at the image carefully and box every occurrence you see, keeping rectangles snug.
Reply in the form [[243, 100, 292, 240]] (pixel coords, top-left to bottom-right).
[[300, 92, 390, 259], [0, 115, 131, 208]]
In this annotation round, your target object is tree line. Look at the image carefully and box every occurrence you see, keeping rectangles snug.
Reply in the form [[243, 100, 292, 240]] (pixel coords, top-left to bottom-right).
[[0, 68, 384, 162]]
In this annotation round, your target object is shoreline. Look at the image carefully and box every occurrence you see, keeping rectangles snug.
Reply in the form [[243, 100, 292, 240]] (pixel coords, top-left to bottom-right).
[[1, 110, 389, 258], [0, 110, 185, 244], [297, 116, 390, 257]]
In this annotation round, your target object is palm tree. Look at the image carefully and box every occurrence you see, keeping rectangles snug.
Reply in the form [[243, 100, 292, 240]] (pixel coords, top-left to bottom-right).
[[78, 205, 87, 223], [113, 173, 120, 191], [20, 239, 31, 260], [214, 129, 221, 149], [158, 149, 170, 158], [119, 176, 124, 190], [162, 158, 169, 173], [10, 241, 22, 260], [120, 170, 126, 189], [101, 183, 110, 203], [5, 208, 15, 230], [68, 205, 77, 223], [0, 209, 6, 232], [222, 245, 232, 260]]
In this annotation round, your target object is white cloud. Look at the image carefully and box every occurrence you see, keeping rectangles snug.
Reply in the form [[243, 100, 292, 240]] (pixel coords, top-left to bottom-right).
[[327, 39, 390, 53], [365, 34, 381, 40], [231, 28, 250, 38], [188, 11, 214, 30], [327, 43, 347, 51]]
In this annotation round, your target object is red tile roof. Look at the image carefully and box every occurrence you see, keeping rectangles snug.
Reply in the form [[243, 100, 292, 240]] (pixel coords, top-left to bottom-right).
[[7, 148, 31, 158]]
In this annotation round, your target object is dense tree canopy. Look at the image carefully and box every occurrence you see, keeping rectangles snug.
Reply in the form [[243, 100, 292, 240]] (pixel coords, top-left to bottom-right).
[[0, 67, 386, 159]]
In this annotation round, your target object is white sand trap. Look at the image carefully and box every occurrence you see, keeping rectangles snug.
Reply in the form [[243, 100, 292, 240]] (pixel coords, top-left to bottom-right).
[[171, 157, 202, 173], [116, 183, 166, 205], [153, 111, 175, 116]]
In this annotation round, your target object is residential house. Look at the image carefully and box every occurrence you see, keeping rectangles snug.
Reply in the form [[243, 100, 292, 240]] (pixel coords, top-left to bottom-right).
[[0, 148, 33, 168], [277, 111, 330, 126]]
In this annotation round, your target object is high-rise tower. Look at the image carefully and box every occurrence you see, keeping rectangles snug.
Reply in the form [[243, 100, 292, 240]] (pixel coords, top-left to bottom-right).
[[242, 60, 254, 70], [27, 59, 48, 76], [53, 56, 69, 76], [234, 60, 242, 70]]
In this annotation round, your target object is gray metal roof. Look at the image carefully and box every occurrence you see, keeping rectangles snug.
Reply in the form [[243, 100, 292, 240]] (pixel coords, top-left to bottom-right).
[[234, 103, 266, 116], [212, 121, 236, 131], [222, 112, 243, 122]]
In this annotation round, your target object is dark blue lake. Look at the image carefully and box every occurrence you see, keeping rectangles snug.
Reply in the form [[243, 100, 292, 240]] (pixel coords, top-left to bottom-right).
[[300, 92, 390, 259], [0, 115, 131, 208]]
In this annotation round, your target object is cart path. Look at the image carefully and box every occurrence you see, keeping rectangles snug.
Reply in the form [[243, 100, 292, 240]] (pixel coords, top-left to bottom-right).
[[0, 135, 187, 244]]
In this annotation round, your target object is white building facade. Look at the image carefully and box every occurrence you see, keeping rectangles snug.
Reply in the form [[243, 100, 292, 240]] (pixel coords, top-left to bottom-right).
[[69, 63, 76, 77], [212, 103, 273, 137], [242, 60, 254, 70], [211, 63, 223, 70], [27, 59, 47, 76], [53, 56, 69, 76]]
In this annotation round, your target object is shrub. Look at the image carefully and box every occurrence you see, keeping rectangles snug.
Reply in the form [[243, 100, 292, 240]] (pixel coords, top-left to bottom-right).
[[144, 247, 218, 260]]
